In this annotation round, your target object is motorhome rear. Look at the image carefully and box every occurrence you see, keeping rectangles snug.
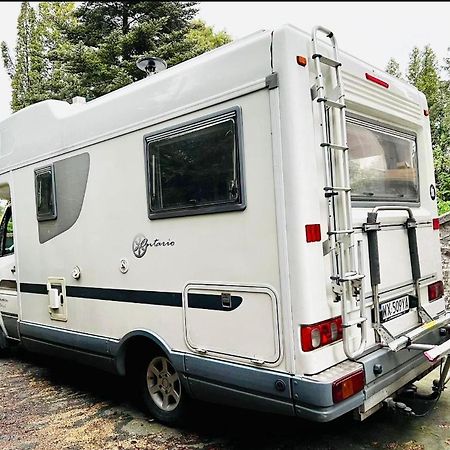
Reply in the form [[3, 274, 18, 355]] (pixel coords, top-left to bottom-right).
[[0, 24, 449, 424]]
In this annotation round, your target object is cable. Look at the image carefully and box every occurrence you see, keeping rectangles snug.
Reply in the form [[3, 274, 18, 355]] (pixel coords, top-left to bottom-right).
[[412, 359, 448, 417]]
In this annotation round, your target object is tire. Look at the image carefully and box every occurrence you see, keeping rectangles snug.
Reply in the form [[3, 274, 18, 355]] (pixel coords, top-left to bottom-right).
[[0, 328, 9, 356], [138, 353, 188, 425]]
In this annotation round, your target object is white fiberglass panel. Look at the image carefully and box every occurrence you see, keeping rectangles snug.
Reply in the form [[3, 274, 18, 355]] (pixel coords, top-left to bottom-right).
[[184, 284, 280, 363]]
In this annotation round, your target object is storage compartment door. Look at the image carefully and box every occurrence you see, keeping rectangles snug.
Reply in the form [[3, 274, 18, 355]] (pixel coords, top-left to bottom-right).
[[183, 284, 281, 364]]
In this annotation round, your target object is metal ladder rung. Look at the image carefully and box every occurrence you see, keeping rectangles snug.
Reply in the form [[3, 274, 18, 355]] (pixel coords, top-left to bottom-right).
[[340, 272, 364, 282], [320, 142, 348, 151], [312, 53, 342, 68], [324, 186, 351, 192], [328, 229, 354, 235], [343, 317, 367, 328], [317, 97, 346, 109]]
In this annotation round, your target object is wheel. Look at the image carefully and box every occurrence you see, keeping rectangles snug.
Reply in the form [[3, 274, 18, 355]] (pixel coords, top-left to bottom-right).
[[0, 327, 9, 356], [139, 354, 188, 425]]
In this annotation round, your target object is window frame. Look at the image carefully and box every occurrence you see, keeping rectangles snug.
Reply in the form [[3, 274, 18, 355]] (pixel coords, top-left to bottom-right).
[[0, 204, 13, 257], [144, 107, 246, 220], [346, 113, 420, 206], [35, 164, 57, 221]]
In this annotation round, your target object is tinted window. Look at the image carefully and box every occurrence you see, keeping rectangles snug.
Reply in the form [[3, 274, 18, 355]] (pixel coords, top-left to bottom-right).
[[35, 166, 57, 220], [348, 119, 418, 202], [146, 110, 244, 218]]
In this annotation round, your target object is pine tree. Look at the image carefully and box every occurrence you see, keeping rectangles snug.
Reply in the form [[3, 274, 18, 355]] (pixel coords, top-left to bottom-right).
[[385, 57, 402, 79], [3, 1, 231, 111], [407, 46, 421, 86], [1, 2, 44, 112], [66, 1, 200, 99], [37, 2, 79, 102]]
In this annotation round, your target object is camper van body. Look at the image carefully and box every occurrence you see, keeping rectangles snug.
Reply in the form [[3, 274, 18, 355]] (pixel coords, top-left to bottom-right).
[[0, 24, 449, 422]]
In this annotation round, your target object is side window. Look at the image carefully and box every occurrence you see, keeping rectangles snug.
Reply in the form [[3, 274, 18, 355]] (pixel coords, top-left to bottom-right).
[[0, 206, 14, 256], [35, 165, 57, 221], [145, 109, 245, 219]]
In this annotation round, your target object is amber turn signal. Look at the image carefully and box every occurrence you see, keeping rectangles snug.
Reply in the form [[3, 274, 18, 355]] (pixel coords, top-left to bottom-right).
[[296, 55, 307, 67]]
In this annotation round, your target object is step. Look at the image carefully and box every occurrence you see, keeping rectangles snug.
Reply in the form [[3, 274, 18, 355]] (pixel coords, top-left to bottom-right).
[[312, 53, 342, 68], [328, 229, 355, 235], [320, 142, 349, 151], [317, 97, 346, 109], [343, 317, 367, 328], [324, 186, 351, 192]]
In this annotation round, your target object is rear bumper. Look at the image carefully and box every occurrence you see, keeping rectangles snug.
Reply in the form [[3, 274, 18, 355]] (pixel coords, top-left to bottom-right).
[[293, 323, 448, 422]]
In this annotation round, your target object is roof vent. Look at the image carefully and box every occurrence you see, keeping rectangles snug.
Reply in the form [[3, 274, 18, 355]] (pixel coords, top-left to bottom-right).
[[136, 56, 167, 77], [72, 96, 86, 105]]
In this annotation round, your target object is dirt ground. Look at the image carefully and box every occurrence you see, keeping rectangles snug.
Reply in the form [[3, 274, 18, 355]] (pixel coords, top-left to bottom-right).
[[0, 349, 449, 450]]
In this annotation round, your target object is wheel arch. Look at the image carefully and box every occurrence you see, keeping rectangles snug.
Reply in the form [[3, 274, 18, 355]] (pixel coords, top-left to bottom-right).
[[112, 329, 185, 377]]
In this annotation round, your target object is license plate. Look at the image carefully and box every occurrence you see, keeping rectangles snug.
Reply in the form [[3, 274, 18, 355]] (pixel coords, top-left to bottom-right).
[[380, 295, 410, 323]]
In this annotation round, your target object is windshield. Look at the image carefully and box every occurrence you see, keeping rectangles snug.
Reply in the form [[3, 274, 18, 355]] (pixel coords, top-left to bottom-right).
[[348, 119, 418, 202]]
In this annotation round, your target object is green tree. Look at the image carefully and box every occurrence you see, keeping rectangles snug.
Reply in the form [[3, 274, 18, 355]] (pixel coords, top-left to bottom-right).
[[406, 46, 421, 86], [385, 57, 402, 79], [1, 2, 44, 111], [36, 2, 78, 102], [170, 19, 231, 65], [3, 1, 232, 111], [66, 1, 199, 99]]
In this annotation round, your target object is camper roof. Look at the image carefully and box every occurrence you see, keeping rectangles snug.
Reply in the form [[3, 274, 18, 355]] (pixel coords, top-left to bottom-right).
[[0, 24, 425, 173]]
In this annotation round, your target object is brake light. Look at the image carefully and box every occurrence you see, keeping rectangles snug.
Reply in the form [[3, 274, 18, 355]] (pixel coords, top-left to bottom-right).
[[428, 281, 444, 302], [365, 72, 389, 88], [300, 316, 343, 351], [305, 224, 321, 243], [332, 370, 365, 403], [433, 218, 440, 230]]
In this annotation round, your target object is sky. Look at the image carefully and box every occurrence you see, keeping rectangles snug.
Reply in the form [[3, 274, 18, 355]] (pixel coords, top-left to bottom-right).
[[1, 1, 450, 120]]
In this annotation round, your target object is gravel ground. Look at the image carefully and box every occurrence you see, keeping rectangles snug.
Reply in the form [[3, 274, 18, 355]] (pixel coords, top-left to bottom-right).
[[0, 348, 449, 450]]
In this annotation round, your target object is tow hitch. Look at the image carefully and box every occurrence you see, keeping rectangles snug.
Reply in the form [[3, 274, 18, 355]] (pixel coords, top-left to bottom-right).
[[385, 354, 450, 417]]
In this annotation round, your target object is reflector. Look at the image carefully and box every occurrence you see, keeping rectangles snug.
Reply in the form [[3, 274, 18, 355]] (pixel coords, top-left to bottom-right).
[[305, 224, 321, 243]]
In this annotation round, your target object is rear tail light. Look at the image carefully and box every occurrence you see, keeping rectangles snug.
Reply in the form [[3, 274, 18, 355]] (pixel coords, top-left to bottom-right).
[[332, 370, 365, 403], [300, 316, 343, 351], [428, 280, 444, 302], [433, 218, 440, 230]]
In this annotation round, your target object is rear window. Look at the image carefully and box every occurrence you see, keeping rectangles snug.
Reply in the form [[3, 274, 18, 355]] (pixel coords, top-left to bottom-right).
[[347, 118, 418, 202]]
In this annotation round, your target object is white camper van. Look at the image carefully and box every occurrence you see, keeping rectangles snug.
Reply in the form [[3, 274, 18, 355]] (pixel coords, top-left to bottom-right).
[[0, 24, 449, 424]]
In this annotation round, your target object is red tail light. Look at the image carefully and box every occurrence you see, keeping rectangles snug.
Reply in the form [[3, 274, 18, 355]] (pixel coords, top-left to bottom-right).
[[305, 224, 321, 243], [332, 370, 365, 403], [300, 316, 343, 351], [433, 218, 440, 230], [428, 281, 444, 302]]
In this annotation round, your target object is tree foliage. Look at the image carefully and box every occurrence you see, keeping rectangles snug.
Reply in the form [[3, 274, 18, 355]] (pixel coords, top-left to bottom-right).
[[385, 57, 402, 79], [3, 2, 43, 111], [2, 1, 231, 109]]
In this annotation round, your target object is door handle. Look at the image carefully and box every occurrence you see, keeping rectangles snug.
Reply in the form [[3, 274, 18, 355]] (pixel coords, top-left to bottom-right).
[[221, 293, 232, 309], [10, 266, 15, 274]]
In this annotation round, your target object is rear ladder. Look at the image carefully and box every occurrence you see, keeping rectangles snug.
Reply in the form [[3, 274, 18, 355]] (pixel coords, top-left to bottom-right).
[[311, 25, 367, 359]]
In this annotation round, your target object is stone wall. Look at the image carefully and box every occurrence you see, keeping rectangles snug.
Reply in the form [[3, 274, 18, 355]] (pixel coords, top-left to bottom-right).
[[439, 212, 450, 307]]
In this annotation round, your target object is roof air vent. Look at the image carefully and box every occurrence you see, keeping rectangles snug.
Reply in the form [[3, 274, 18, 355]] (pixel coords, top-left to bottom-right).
[[72, 96, 86, 105]]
